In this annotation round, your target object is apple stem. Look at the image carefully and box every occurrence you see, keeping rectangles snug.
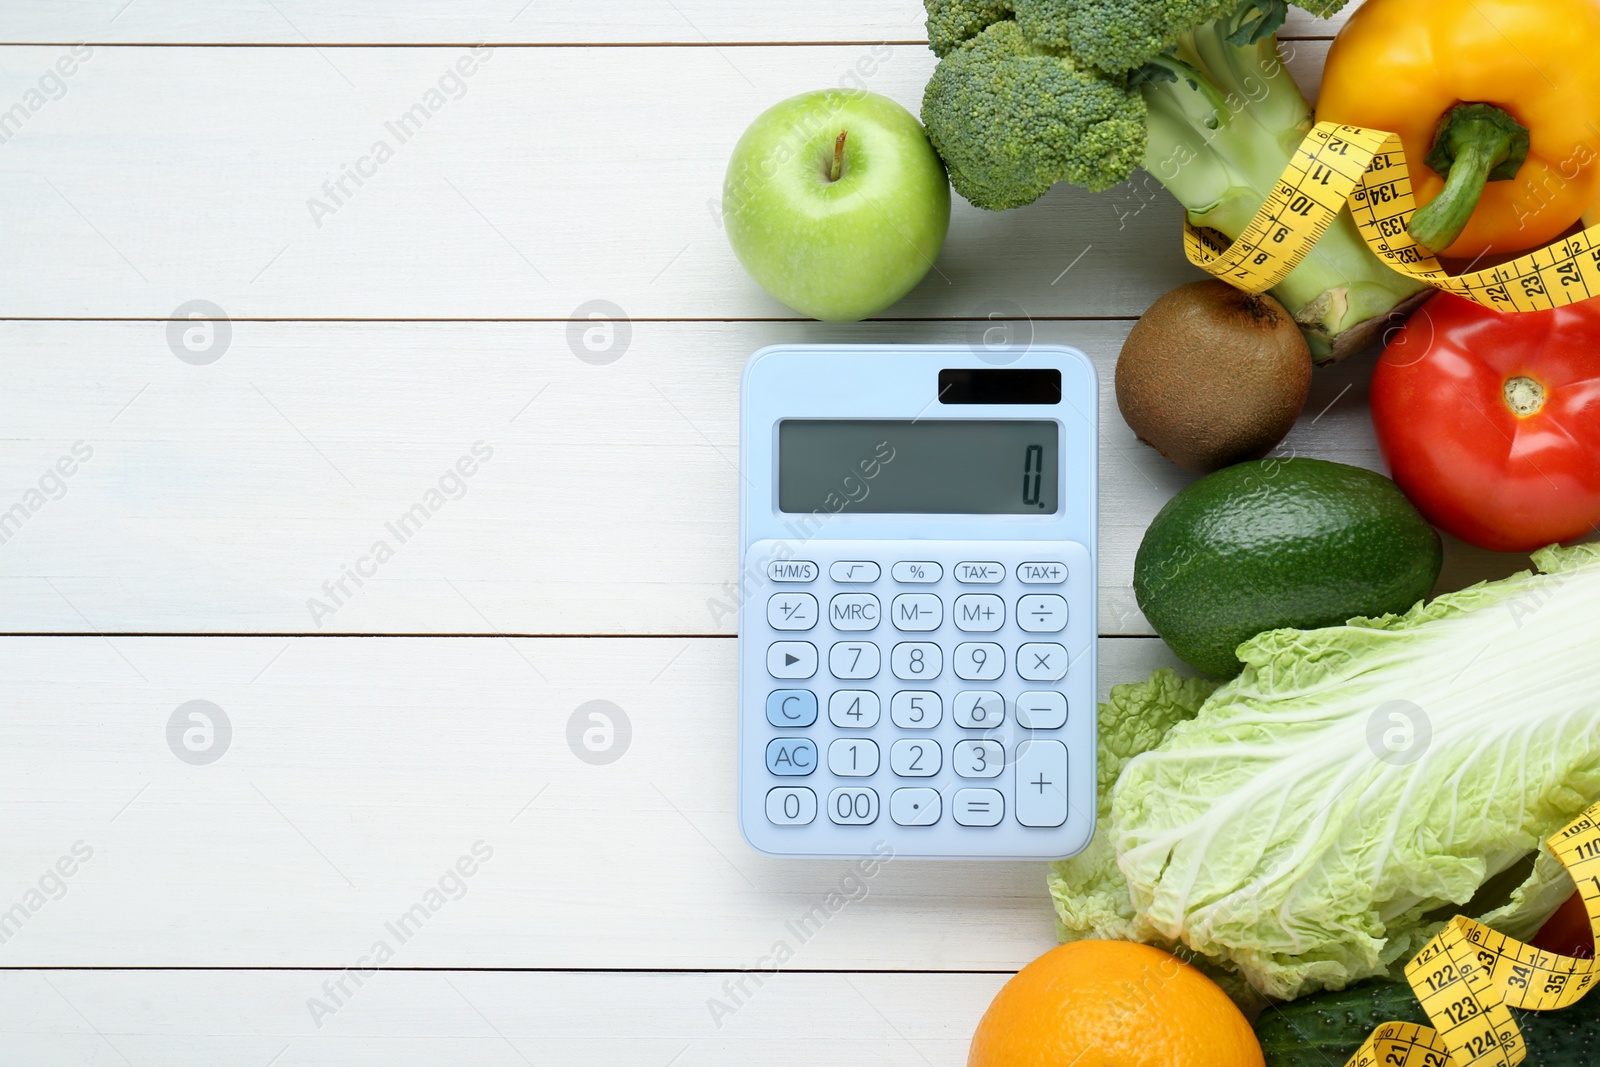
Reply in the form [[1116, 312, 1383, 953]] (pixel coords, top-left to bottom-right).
[[830, 131, 846, 182]]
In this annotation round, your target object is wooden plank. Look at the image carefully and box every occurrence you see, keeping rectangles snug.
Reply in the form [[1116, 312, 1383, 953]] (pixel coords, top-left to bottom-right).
[[0, 317, 1527, 637], [0, 633, 1180, 968], [1, 968, 1008, 1065], [0, 40, 1335, 321], [2, 2, 1351, 44]]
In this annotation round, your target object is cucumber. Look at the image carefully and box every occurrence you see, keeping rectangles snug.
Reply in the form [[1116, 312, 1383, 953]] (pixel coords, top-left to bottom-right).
[[1255, 980, 1600, 1066], [1255, 982, 1426, 1066]]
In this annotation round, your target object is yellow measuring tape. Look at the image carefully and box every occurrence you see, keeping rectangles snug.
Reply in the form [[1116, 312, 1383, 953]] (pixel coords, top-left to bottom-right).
[[1338, 798, 1600, 1066], [1185, 121, 1600, 312]]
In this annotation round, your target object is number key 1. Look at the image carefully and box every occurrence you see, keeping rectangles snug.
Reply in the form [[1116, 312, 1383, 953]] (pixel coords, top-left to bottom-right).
[[828, 738, 879, 777]]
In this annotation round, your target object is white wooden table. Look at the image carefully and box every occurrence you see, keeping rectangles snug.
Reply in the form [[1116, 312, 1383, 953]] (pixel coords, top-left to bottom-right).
[[0, 3, 1528, 1062]]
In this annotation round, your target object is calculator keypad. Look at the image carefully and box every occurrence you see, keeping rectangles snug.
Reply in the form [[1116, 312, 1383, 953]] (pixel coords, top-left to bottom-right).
[[743, 539, 1091, 859]]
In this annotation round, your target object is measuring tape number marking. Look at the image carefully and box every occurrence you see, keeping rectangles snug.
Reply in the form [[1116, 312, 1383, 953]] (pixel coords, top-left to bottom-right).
[[1341, 799, 1600, 1066], [1185, 121, 1600, 313]]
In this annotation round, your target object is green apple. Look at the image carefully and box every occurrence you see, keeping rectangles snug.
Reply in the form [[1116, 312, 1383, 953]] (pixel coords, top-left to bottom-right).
[[723, 89, 950, 322]]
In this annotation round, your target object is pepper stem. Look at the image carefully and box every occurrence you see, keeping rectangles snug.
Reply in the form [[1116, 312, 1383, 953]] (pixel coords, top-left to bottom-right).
[[1408, 103, 1530, 253], [830, 131, 847, 182]]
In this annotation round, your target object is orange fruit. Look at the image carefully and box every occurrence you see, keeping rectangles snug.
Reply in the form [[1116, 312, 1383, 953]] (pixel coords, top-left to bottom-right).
[[969, 940, 1263, 1067]]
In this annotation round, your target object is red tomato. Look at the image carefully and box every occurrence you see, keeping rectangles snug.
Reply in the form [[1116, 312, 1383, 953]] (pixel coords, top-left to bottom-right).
[[1371, 294, 1600, 552], [1530, 891, 1595, 960]]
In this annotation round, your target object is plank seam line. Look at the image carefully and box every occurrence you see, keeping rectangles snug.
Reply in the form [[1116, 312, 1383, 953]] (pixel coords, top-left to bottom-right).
[[0, 631, 734, 639], [0, 315, 1146, 325], [0, 632, 1157, 640], [0, 966, 1025, 974], [0, 37, 1335, 48]]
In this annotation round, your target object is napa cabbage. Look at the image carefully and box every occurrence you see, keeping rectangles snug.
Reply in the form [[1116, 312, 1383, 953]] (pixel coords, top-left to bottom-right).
[[1051, 543, 1600, 1001]]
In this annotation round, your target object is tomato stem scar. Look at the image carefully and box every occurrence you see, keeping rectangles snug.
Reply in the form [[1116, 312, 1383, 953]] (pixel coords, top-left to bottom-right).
[[1504, 376, 1546, 417]]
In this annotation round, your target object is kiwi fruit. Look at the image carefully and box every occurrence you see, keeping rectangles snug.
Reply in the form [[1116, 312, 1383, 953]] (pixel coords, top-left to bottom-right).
[[1116, 280, 1312, 474]]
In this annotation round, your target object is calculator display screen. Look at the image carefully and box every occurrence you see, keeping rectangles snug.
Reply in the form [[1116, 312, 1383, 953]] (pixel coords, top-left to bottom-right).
[[777, 419, 1059, 515]]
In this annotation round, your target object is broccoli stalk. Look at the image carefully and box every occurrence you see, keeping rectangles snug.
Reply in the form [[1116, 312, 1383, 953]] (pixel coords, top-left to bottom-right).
[[921, 0, 1429, 360], [1137, 23, 1426, 356]]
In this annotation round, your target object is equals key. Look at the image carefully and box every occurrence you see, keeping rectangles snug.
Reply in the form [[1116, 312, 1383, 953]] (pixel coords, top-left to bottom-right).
[[953, 788, 1003, 827]]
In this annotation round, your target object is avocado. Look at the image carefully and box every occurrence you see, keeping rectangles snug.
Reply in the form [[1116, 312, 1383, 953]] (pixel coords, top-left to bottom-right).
[[1134, 457, 1442, 678]]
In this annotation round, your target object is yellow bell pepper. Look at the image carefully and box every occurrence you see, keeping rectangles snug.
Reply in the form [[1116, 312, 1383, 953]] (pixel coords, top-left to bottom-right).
[[1317, 0, 1600, 259]]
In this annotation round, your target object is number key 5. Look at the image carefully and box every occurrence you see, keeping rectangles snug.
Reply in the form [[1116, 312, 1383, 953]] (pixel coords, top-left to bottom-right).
[[891, 691, 942, 729]]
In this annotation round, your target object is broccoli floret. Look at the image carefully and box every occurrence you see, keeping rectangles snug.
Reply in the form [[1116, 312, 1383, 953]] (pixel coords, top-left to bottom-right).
[[1016, 0, 1241, 73], [919, 0, 1428, 359], [926, 0, 1015, 56], [922, 21, 1148, 207], [930, 0, 1283, 74], [1292, 0, 1349, 15]]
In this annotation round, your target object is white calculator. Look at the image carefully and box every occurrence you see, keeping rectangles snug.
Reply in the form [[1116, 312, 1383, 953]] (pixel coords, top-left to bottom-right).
[[737, 344, 1097, 859]]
